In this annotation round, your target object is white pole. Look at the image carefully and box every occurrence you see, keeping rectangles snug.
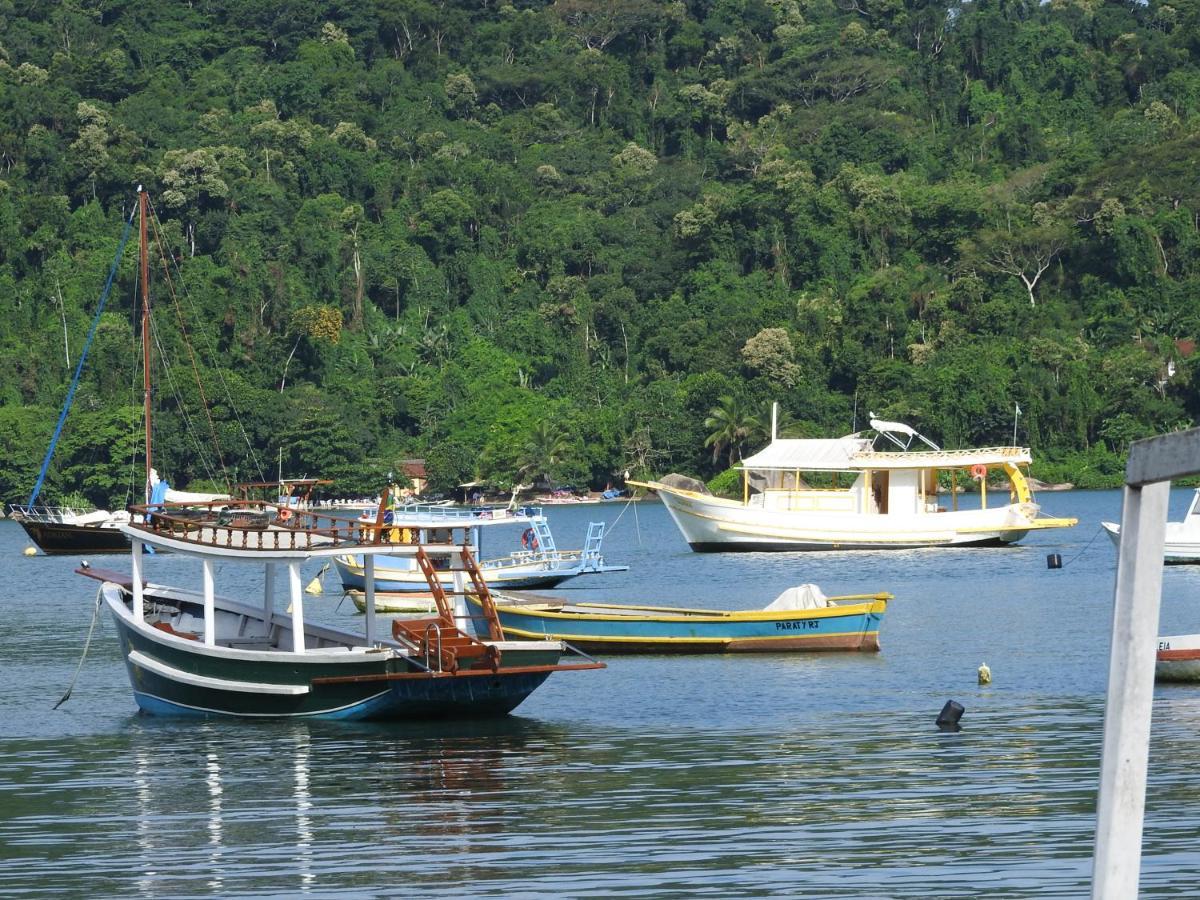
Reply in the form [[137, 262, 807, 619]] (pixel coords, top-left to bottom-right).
[[1093, 480, 1170, 897], [202, 558, 216, 647], [364, 555, 376, 646], [264, 563, 275, 626], [288, 562, 305, 653], [131, 539, 144, 621], [452, 569, 468, 634], [771, 402, 778, 441], [1013, 403, 1020, 446]]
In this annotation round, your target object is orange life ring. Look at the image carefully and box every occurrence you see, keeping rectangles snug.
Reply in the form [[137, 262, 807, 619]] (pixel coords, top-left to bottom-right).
[[278, 507, 294, 522], [970, 464, 987, 480], [521, 528, 539, 551]]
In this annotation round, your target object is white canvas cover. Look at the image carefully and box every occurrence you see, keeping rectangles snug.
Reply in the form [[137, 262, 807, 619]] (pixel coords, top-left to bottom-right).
[[869, 417, 919, 438], [165, 488, 230, 503], [763, 584, 829, 611], [738, 437, 872, 472], [66, 509, 117, 526]]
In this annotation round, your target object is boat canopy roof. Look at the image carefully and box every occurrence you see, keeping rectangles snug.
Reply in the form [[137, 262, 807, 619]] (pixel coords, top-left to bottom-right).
[[737, 437, 1032, 472], [738, 437, 872, 472]]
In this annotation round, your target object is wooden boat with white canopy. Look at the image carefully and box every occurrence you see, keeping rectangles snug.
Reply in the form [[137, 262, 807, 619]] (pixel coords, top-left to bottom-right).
[[76, 495, 602, 719], [633, 411, 1077, 552]]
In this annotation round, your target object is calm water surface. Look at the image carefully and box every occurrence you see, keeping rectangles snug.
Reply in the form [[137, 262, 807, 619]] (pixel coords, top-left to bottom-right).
[[3, 490, 1200, 896]]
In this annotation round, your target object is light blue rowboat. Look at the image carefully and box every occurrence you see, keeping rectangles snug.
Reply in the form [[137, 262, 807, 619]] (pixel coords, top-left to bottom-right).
[[469, 585, 890, 654]]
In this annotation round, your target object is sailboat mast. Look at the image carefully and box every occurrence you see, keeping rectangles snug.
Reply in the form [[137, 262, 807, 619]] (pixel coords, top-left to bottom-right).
[[139, 187, 152, 504]]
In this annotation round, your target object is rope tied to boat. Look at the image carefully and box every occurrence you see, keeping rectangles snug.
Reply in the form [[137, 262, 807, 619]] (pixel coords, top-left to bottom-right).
[[604, 495, 643, 546], [53, 585, 104, 710], [1054, 523, 1106, 569]]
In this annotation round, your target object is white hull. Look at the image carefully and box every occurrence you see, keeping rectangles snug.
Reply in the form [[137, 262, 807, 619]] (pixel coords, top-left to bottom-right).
[[334, 554, 588, 591], [1102, 521, 1200, 564], [654, 487, 1043, 551]]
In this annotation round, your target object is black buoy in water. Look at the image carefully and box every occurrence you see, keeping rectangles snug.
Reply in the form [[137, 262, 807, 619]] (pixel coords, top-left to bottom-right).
[[1047, 553, 1063, 569], [936, 700, 964, 732]]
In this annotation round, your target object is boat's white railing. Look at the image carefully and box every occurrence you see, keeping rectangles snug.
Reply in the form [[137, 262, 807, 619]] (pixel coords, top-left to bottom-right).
[[390, 503, 545, 521], [125, 500, 484, 553], [481, 549, 583, 572], [8, 503, 94, 523], [851, 446, 1030, 466]]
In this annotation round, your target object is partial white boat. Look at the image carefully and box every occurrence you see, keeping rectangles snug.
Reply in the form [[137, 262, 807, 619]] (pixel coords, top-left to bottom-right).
[[1102, 488, 1200, 564], [332, 503, 627, 592], [1157, 633, 1200, 682], [632, 415, 1076, 552]]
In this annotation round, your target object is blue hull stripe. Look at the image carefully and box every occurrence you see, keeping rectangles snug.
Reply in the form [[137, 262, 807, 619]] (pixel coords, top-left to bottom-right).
[[494, 609, 881, 641]]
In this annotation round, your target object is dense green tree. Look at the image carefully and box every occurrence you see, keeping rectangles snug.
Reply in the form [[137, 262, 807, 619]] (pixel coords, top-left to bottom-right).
[[0, 0, 1197, 504]]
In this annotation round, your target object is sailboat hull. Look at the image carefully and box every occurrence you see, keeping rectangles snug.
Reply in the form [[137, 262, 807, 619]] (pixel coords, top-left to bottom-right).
[[17, 519, 130, 555]]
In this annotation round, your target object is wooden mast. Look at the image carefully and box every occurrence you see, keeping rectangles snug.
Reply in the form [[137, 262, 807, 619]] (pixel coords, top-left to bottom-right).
[[139, 187, 152, 504]]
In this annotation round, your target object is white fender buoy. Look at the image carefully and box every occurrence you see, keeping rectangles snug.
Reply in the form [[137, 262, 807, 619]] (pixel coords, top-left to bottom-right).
[[23, 546, 36, 557], [978, 662, 992, 685]]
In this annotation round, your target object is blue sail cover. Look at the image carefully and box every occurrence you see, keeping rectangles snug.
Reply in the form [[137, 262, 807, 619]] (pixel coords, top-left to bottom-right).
[[149, 480, 169, 508]]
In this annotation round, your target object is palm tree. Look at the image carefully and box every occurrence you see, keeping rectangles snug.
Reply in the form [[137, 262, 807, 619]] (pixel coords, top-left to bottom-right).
[[517, 421, 573, 487], [704, 396, 761, 468], [753, 401, 799, 443]]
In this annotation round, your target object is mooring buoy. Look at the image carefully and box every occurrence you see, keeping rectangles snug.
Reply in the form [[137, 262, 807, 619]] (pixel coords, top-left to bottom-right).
[[1046, 553, 1063, 569], [936, 700, 964, 732], [978, 663, 991, 685], [22, 546, 36, 557]]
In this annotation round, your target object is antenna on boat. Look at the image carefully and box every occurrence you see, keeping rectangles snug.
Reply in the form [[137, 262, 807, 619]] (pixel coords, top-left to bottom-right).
[[771, 402, 778, 441]]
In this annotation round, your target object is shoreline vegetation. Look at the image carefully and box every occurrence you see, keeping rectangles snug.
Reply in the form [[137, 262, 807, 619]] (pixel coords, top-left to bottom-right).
[[0, 3, 1197, 509]]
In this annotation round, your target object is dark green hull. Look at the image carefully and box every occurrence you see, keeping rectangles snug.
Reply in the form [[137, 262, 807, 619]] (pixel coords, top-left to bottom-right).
[[108, 595, 560, 720]]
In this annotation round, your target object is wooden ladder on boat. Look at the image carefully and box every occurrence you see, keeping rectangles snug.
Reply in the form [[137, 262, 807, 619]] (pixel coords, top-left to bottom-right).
[[390, 545, 504, 673]]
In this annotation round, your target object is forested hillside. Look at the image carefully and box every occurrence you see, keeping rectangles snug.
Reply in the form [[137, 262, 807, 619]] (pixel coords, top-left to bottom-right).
[[1, 0, 1198, 505]]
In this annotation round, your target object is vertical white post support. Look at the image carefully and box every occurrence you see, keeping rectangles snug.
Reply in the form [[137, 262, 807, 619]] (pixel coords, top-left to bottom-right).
[[263, 562, 275, 625], [131, 539, 145, 621], [289, 561, 305, 654], [364, 555, 376, 646], [202, 558, 216, 647], [1092, 427, 1200, 898], [452, 569, 468, 634], [1093, 481, 1170, 898]]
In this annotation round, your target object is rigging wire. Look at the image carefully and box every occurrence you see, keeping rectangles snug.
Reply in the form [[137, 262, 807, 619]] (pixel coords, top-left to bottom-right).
[[148, 313, 226, 488], [27, 205, 136, 506], [147, 197, 267, 485], [146, 207, 231, 492]]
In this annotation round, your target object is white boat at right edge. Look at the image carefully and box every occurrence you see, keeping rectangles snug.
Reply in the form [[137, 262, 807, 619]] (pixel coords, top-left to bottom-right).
[[1102, 487, 1200, 564], [632, 415, 1077, 552]]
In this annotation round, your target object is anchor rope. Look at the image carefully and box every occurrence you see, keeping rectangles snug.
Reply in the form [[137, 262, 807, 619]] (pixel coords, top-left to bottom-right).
[[1057, 523, 1106, 568], [53, 585, 104, 710]]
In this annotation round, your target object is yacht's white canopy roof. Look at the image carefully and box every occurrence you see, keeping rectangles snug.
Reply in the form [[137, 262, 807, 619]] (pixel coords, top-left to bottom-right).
[[738, 438, 872, 471], [737, 437, 1031, 471]]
